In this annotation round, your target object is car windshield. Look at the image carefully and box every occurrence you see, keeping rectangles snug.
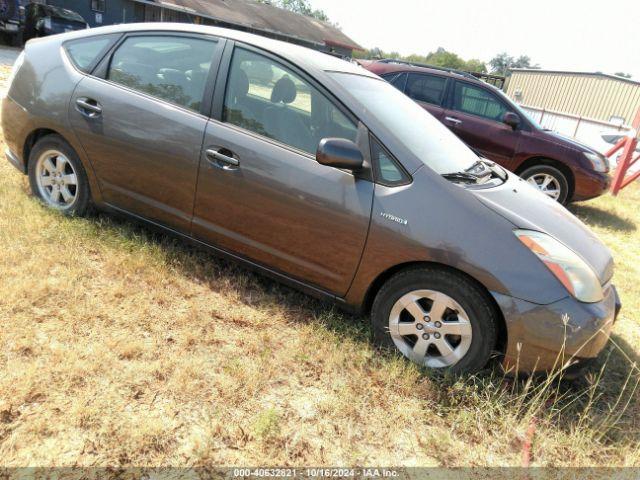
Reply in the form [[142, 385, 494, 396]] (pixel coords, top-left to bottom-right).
[[331, 72, 479, 174]]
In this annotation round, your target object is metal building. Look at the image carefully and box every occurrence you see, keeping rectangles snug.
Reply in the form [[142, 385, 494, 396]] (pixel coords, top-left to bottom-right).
[[506, 69, 640, 127], [43, 0, 362, 57]]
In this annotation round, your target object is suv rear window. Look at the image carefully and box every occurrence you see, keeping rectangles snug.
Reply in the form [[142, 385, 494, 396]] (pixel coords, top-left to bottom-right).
[[65, 35, 118, 73]]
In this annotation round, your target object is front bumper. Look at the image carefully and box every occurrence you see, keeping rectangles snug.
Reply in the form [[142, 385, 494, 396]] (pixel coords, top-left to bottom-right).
[[572, 168, 611, 202], [493, 283, 621, 373]]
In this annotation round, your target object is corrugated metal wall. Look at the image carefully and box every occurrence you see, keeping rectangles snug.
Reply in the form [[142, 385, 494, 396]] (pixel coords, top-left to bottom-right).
[[505, 71, 640, 126]]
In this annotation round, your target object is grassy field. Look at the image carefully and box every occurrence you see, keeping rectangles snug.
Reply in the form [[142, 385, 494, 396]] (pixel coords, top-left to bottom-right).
[[1, 89, 639, 468]]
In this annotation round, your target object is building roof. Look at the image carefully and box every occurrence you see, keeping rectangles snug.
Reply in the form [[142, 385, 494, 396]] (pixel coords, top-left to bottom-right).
[[132, 0, 362, 51], [511, 68, 640, 87]]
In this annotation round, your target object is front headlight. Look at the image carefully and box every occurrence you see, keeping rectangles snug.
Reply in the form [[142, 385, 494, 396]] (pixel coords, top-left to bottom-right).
[[584, 152, 609, 173], [515, 230, 603, 303]]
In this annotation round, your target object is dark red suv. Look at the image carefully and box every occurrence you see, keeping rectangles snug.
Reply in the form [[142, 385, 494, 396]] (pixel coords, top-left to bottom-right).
[[361, 59, 611, 204]]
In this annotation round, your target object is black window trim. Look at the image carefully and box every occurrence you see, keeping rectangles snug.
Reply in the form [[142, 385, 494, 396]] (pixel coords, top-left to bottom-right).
[[369, 134, 412, 187], [405, 72, 450, 107], [90, 30, 226, 118]]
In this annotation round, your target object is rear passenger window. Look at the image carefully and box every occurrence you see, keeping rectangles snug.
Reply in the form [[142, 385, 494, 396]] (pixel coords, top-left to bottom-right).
[[65, 35, 117, 72], [405, 74, 447, 105], [223, 47, 358, 155], [107, 36, 218, 112]]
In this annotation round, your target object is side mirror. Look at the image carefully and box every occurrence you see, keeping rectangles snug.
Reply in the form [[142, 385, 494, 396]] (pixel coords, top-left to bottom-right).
[[502, 112, 521, 130], [316, 138, 364, 171]]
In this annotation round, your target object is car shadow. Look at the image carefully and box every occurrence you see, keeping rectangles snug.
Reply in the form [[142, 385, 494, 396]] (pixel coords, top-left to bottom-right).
[[568, 203, 636, 232], [83, 210, 639, 449]]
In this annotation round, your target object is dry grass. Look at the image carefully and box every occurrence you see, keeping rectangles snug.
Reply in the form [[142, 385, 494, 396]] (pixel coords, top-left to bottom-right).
[[0, 70, 639, 467]]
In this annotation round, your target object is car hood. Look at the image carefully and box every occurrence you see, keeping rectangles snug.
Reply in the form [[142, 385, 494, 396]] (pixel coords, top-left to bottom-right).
[[542, 129, 595, 153], [472, 175, 614, 285]]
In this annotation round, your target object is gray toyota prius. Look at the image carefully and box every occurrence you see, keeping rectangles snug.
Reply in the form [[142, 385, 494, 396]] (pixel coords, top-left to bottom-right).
[[2, 23, 621, 374]]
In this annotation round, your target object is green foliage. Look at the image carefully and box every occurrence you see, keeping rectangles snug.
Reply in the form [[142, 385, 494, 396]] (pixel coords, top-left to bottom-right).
[[355, 46, 487, 73], [252, 408, 281, 440], [489, 52, 539, 76]]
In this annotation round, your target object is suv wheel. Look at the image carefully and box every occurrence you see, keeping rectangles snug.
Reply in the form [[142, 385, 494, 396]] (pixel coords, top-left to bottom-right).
[[28, 135, 91, 216], [371, 267, 498, 374], [520, 164, 569, 204]]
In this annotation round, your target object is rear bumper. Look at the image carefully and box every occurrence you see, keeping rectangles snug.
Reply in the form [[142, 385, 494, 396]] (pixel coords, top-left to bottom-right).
[[493, 283, 620, 373], [2, 94, 27, 174], [5, 147, 25, 173]]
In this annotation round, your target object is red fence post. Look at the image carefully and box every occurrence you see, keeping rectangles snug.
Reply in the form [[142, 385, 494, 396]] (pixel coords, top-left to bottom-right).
[[609, 109, 640, 195]]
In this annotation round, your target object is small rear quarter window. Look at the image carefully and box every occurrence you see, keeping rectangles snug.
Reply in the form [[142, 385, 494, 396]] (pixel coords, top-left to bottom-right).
[[65, 35, 117, 73]]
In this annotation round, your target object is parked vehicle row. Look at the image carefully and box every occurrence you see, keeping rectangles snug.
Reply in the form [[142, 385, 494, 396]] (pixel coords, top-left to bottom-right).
[[2, 24, 620, 375], [0, 1, 88, 46], [360, 59, 612, 204]]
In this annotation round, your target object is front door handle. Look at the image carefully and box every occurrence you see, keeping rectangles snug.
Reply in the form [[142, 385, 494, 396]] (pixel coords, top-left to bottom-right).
[[444, 116, 462, 126], [205, 148, 239, 168], [76, 98, 102, 118]]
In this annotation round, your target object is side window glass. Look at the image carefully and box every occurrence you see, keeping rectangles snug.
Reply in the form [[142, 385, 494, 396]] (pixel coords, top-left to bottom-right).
[[390, 72, 407, 91], [107, 35, 218, 112], [453, 82, 508, 121], [65, 35, 116, 72], [371, 137, 410, 186], [223, 47, 358, 155], [405, 74, 447, 105]]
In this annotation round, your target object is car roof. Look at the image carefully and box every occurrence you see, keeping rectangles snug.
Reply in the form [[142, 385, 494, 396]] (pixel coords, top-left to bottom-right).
[[54, 22, 377, 79], [364, 60, 488, 85]]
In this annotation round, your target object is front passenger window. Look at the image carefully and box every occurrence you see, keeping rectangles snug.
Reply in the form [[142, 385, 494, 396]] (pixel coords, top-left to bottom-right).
[[223, 47, 358, 155], [107, 35, 219, 112], [453, 82, 509, 121]]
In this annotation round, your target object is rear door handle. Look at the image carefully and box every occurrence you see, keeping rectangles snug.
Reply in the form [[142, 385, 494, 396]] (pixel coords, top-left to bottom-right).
[[444, 116, 462, 126], [76, 98, 102, 117], [205, 148, 239, 168]]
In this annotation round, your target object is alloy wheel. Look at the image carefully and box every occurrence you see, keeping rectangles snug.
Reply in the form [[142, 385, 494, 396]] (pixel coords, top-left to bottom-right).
[[35, 150, 78, 209], [388, 289, 473, 368], [526, 173, 561, 200]]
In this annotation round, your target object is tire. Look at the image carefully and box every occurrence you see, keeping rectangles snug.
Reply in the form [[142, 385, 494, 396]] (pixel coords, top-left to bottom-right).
[[520, 164, 570, 204], [28, 135, 91, 216], [371, 267, 498, 375]]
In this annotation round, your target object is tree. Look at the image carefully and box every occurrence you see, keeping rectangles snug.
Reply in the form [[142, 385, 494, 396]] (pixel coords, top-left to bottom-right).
[[256, 0, 330, 22], [356, 46, 487, 73], [614, 72, 632, 79], [490, 52, 539, 76]]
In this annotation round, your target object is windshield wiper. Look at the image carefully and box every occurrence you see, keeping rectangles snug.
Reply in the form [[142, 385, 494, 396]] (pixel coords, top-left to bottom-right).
[[442, 172, 479, 184]]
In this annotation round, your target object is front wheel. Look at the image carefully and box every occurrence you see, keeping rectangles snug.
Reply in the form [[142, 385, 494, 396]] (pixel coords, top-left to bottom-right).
[[520, 164, 570, 204], [371, 267, 498, 374], [28, 135, 91, 216]]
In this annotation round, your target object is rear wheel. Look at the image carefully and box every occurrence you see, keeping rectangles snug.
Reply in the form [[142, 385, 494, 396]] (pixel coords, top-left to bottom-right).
[[371, 267, 498, 374], [28, 135, 90, 216], [520, 164, 570, 204]]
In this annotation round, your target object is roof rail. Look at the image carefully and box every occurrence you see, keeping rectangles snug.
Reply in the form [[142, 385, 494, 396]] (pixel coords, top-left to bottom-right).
[[377, 58, 478, 80], [376, 58, 507, 89]]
